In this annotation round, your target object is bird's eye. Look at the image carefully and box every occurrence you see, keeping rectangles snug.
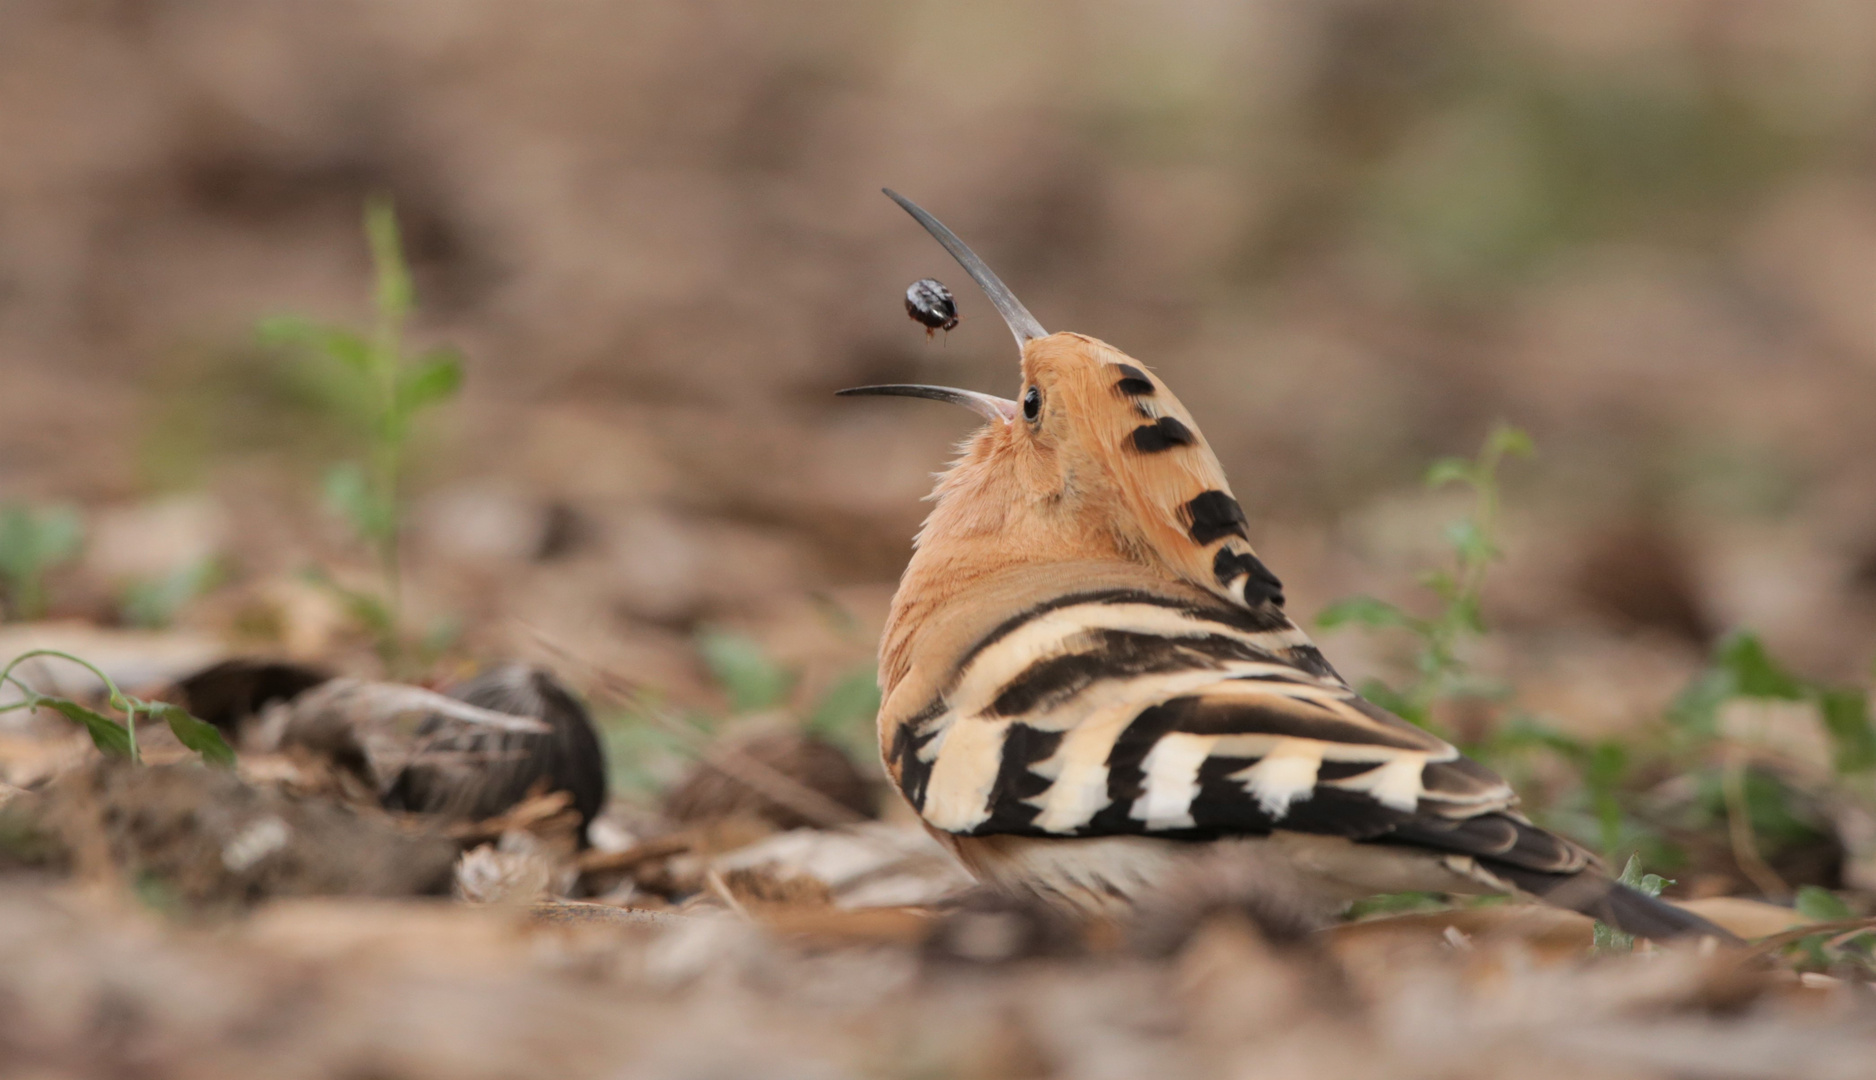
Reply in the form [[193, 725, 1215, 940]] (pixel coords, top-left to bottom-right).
[[1022, 386, 1041, 422]]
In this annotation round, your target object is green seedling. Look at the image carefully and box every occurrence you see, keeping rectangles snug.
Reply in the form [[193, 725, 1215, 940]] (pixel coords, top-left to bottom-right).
[[1317, 423, 1534, 732], [807, 666, 884, 757], [1314, 426, 1688, 899], [1781, 886, 1876, 975], [1593, 854, 1670, 953], [258, 197, 463, 667], [0, 503, 83, 621], [697, 628, 795, 713], [0, 649, 234, 767], [119, 557, 225, 629], [602, 628, 883, 802], [1671, 632, 1875, 773], [1658, 631, 1873, 898]]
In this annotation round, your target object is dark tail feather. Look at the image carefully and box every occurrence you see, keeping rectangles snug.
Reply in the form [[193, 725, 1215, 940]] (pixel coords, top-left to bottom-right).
[[1491, 865, 1741, 943]]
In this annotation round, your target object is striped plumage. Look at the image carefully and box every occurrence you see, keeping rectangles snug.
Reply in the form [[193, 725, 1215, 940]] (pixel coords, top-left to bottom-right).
[[847, 190, 1729, 942]]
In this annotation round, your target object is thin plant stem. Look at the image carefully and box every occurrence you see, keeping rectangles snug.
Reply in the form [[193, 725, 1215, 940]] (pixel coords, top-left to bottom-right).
[[368, 202, 407, 639], [1722, 746, 1789, 898], [0, 648, 140, 764]]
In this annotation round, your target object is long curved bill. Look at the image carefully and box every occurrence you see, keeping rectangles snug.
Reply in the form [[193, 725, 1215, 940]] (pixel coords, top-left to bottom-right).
[[882, 188, 1047, 349], [835, 384, 1018, 424]]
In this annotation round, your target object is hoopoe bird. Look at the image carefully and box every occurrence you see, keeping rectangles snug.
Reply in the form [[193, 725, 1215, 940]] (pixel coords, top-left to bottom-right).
[[841, 189, 1731, 941]]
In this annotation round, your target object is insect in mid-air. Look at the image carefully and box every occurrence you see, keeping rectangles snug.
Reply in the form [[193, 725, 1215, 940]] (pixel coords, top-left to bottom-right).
[[905, 277, 960, 337], [837, 188, 1734, 942]]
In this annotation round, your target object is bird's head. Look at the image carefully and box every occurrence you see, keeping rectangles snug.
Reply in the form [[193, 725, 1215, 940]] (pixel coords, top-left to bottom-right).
[[844, 192, 1284, 631]]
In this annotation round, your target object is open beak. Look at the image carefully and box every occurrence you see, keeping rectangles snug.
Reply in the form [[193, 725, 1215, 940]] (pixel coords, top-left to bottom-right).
[[838, 192, 1044, 422], [835, 384, 1018, 424], [881, 188, 1047, 348]]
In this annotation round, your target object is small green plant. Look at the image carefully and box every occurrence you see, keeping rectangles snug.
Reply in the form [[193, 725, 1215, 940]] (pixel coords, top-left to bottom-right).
[[1660, 631, 1872, 898], [1316, 424, 1534, 731], [1312, 424, 1876, 917], [119, 557, 225, 629], [258, 196, 463, 665], [1780, 886, 1876, 975], [694, 626, 881, 751], [0, 650, 233, 766], [807, 667, 886, 752], [0, 503, 83, 621], [1671, 632, 1874, 771], [697, 629, 796, 713], [601, 628, 881, 802], [1593, 854, 1670, 953]]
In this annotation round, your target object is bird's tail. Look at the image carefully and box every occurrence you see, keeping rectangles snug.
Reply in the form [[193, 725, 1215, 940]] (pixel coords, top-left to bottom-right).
[[1488, 864, 1740, 943]]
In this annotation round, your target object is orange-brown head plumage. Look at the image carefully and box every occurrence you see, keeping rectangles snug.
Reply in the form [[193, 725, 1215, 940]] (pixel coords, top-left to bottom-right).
[[903, 331, 1279, 632]]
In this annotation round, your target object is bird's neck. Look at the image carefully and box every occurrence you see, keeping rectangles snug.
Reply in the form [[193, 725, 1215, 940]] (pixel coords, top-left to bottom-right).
[[877, 441, 1135, 696], [879, 527, 1124, 701]]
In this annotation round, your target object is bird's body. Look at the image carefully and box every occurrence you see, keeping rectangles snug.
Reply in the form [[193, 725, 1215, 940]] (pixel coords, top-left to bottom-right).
[[849, 191, 1727, 941], [879, 559, 1489, 916]]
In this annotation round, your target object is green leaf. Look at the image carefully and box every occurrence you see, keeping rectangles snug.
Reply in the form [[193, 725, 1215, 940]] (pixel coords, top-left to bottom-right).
[[1715, 632, 1805, 700], [1448, 594, 1485, 634], [257, 316, 372, 372], [323, 463, 392, 541], [396, 348, 464, 415], [35, 697, 132, 758], [148, 702, 235, 767], [312, 571, 396, 638], [1795, 884, 1854, 922], [1595, 855, 1664, 954], [1818, 687, 1876, 773], [1486, 425, 1536, 460], [697, 629, 792, 712], [1, 508, 64, 618], [1357, 677, 1422, 725], [808, 667, 882, 739], [1416, 568, 1460, 602], [1585, 739, 1630, 790], [120, 558, 222, 629], [1424, 457, 1475, 489], [1667, 668, 1732, 736], [1444, 519, 1496, 565], [1315, 595, 1411, 630], [0, 503, 83, 580], [34, 507, 81, 567]]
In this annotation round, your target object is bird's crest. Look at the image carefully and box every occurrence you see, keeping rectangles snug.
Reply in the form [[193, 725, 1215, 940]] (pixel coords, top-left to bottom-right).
[[1013, 331, 1285, 613]]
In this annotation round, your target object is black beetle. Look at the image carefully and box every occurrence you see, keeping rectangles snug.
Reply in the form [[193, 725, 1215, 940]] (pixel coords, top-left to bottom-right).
[[905, 277, 960, 337]]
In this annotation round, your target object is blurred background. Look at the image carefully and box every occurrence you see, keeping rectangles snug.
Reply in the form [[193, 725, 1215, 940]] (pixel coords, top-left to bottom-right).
[[4, 0, 1876, 891]]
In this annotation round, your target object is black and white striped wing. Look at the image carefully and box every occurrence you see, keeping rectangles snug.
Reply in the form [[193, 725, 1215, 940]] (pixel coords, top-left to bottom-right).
[[885, 588, 1590, 879]]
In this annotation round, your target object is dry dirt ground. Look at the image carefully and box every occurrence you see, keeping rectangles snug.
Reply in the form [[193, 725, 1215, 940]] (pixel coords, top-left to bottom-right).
[[0, 710, 1870, 1080]]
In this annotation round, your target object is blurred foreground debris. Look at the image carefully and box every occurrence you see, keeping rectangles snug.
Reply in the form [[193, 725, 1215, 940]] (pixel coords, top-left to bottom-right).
[[663, 727, 879, 830], [1, 759, 457, 910], [385, 664, 608, 839], [0, 877, 1872, 1078], [176, 657, 609, 841]]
